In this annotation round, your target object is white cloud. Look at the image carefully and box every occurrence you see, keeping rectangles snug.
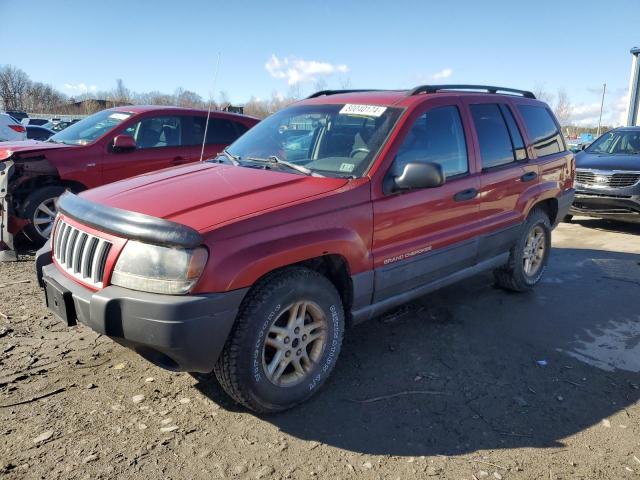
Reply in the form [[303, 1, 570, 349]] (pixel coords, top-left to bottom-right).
[[431, 68, 453, 80], [265, 55, 348, 85], [569, 93, 629, 127], [63, 83, 98, 94]]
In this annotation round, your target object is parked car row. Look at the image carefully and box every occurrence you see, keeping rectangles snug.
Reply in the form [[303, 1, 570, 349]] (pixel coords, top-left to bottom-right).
[[33, 85, 576, 412]]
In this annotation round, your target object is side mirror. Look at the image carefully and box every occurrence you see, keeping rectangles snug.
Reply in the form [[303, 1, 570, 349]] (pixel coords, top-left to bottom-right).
[[387, 161, 445, 193], [112, 134, 136, 151]]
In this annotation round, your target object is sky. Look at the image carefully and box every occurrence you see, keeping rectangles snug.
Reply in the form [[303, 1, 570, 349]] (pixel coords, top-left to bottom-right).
[[1, 0, 638, 126]]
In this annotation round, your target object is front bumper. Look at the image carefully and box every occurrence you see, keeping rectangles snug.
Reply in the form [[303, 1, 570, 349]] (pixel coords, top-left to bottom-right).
[[37, 246, 247, 373], [569, 190, 640, 223]]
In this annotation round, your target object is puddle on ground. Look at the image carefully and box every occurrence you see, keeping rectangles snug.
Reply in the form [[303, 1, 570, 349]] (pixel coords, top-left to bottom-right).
[[560, 317, 640, 373]]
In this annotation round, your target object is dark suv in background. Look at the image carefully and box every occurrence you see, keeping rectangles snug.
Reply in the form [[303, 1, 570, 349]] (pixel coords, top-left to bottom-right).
[[569, 126, 640, 223]]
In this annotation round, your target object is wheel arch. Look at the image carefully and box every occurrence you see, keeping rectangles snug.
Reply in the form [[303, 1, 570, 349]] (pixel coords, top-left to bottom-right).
[[235, 253, 355, 323]]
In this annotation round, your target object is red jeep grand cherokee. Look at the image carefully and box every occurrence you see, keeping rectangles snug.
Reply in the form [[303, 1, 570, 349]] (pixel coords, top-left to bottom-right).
[[36, 85, 575, 412], [0, 106, 258, 245]]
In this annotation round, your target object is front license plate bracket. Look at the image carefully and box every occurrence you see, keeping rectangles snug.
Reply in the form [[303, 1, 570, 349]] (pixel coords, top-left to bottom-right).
[[45, 278, 77, 326]]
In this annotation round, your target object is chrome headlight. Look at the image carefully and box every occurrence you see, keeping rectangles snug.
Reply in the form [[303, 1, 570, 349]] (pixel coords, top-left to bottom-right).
[[111, 241, 208, 295]]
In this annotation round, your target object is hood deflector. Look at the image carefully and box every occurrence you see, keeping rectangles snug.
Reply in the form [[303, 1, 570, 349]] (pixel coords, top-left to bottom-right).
[[57, 192, 202, 248]]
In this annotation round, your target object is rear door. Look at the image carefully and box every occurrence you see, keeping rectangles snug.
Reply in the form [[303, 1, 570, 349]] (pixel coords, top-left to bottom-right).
[[371, 100, 481, 302], [102, 114, 190, 183], [514, 103, 572, 194], [463, 99, 537, 261]]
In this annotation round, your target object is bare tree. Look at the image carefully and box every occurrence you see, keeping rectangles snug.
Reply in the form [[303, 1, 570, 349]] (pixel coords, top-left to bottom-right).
[[218, 90, 231, 110], [0, 65, 31, 110], [287, 83, 302, 100], [338, 77, 352, 89], [532, 84, 554, 105], [313, 78, 328, 93], [174, 87, 204, 108], [554, 89, 572, 126], [112, 78, 130, 103]]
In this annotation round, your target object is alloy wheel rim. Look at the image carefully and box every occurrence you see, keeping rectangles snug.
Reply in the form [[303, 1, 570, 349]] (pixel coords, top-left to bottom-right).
[[33, 198, 57, 238], [262, 300, 328, 387], [523, 225, 545, 276]]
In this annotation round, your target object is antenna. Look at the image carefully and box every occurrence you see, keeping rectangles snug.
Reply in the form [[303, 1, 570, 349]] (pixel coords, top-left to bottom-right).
[[200, 52, 222, 162]]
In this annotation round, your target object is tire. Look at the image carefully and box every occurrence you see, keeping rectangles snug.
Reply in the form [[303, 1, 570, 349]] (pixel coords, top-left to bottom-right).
[[562, 215, 573, 223], [21, 185, 67, 245], [494, 208, 551, 292], [214, 267, 345, 413]]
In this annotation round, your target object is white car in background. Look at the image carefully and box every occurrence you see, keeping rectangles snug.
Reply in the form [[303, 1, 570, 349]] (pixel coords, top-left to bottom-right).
[[0, 113, 27, 142]]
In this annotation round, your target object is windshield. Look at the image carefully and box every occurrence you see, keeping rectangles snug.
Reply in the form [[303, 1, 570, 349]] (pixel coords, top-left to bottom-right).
[[586, 130, 640, 155], [226, 104, 402, 177], [49, 110, 132, 146]]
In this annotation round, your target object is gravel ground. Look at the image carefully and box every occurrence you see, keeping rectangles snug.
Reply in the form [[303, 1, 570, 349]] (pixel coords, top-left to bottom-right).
[[1, 218, 639, 480]]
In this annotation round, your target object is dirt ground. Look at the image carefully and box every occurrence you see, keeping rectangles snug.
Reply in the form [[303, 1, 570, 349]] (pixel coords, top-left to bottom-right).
[[1, 218, 639, 480]]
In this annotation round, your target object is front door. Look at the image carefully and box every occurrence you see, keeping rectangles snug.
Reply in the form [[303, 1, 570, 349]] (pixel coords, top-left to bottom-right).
[[102, 114, 190, 183], [371, 102, 481, 302]]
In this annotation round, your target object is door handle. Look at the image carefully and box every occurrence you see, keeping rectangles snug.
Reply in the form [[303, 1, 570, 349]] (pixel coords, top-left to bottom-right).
[[172, 156, 187, 165], [453, 188, 478, 202], [521, 171, 538, 182], [87, 163, 96, 167]]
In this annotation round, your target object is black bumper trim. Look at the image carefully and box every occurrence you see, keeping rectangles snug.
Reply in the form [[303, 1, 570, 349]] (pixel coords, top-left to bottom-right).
[[555, 188, 576, 226], [41, 264, 247, 373], [57, 192, 202, 248]]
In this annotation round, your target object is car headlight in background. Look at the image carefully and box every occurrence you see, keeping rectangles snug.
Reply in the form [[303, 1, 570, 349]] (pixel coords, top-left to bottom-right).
[[110, 241, 208, 295]]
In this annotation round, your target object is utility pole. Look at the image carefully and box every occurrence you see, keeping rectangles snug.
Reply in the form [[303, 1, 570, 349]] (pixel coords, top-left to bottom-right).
[[597, 83, 606, 137], [627, 47, 640, 126]]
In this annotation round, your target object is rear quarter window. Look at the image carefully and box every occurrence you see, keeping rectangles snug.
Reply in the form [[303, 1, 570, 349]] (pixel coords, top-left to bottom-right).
[[517, 105, 565, 157]]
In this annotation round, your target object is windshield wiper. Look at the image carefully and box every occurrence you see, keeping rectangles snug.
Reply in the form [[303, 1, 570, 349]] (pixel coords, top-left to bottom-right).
[[221, 148, 241, 166], [245, 155, 322, 177]]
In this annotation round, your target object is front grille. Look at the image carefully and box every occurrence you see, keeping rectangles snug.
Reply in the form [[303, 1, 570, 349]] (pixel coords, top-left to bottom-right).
[[52, 219, 112, 288], [576, 170, 640, 188]]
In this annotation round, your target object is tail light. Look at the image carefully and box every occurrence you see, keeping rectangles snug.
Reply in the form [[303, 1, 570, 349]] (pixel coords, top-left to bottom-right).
[[9, 124, 26, 133]]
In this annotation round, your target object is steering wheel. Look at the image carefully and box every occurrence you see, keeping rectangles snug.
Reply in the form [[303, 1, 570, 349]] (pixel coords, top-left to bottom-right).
[[350, 147, 370, 158]]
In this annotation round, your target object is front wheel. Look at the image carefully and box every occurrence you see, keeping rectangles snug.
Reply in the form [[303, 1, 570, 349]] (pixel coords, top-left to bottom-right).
[[21, 186, 67, 245], [214, 267, 345, 413], [494, 208, 551, 292]]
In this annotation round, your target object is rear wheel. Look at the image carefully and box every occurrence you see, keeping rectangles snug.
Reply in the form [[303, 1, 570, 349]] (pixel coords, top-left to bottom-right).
[[214, 267, 345, 413], [494, 208, 551, 292], [21, 186, 66, 245]]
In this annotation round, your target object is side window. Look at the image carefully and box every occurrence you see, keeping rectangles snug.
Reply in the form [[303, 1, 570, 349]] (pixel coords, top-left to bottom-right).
[[124, 116, 183, 149], [394, 105, 468, 178], [517, 105, 565, 157], [233, 121, 249, 137], [499, 105, 527, 161], [470, 104, 518, 169], [188, 116, 241, 145], [207, 118, 240, 144]]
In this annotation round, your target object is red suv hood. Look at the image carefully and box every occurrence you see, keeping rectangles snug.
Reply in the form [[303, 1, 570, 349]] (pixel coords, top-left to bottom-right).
[[81, 162, 349, 232], [0, 140, 70, 160]]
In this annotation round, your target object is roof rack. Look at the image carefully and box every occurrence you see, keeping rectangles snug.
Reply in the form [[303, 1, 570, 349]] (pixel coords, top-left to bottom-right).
[[408, 84, 536, 99], [306, 89, 382, 99]]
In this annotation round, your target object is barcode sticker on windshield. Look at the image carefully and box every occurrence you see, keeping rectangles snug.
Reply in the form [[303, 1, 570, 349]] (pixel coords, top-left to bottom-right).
[[339, 104, 387, 117]]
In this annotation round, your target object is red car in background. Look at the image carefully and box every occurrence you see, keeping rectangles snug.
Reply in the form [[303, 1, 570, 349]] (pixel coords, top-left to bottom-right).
[[0, 106, 258, 245]]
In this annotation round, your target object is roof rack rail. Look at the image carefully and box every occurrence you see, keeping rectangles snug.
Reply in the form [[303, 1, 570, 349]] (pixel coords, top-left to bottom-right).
[[408, 84, 536, 99], [306, 89, 382, 99]]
